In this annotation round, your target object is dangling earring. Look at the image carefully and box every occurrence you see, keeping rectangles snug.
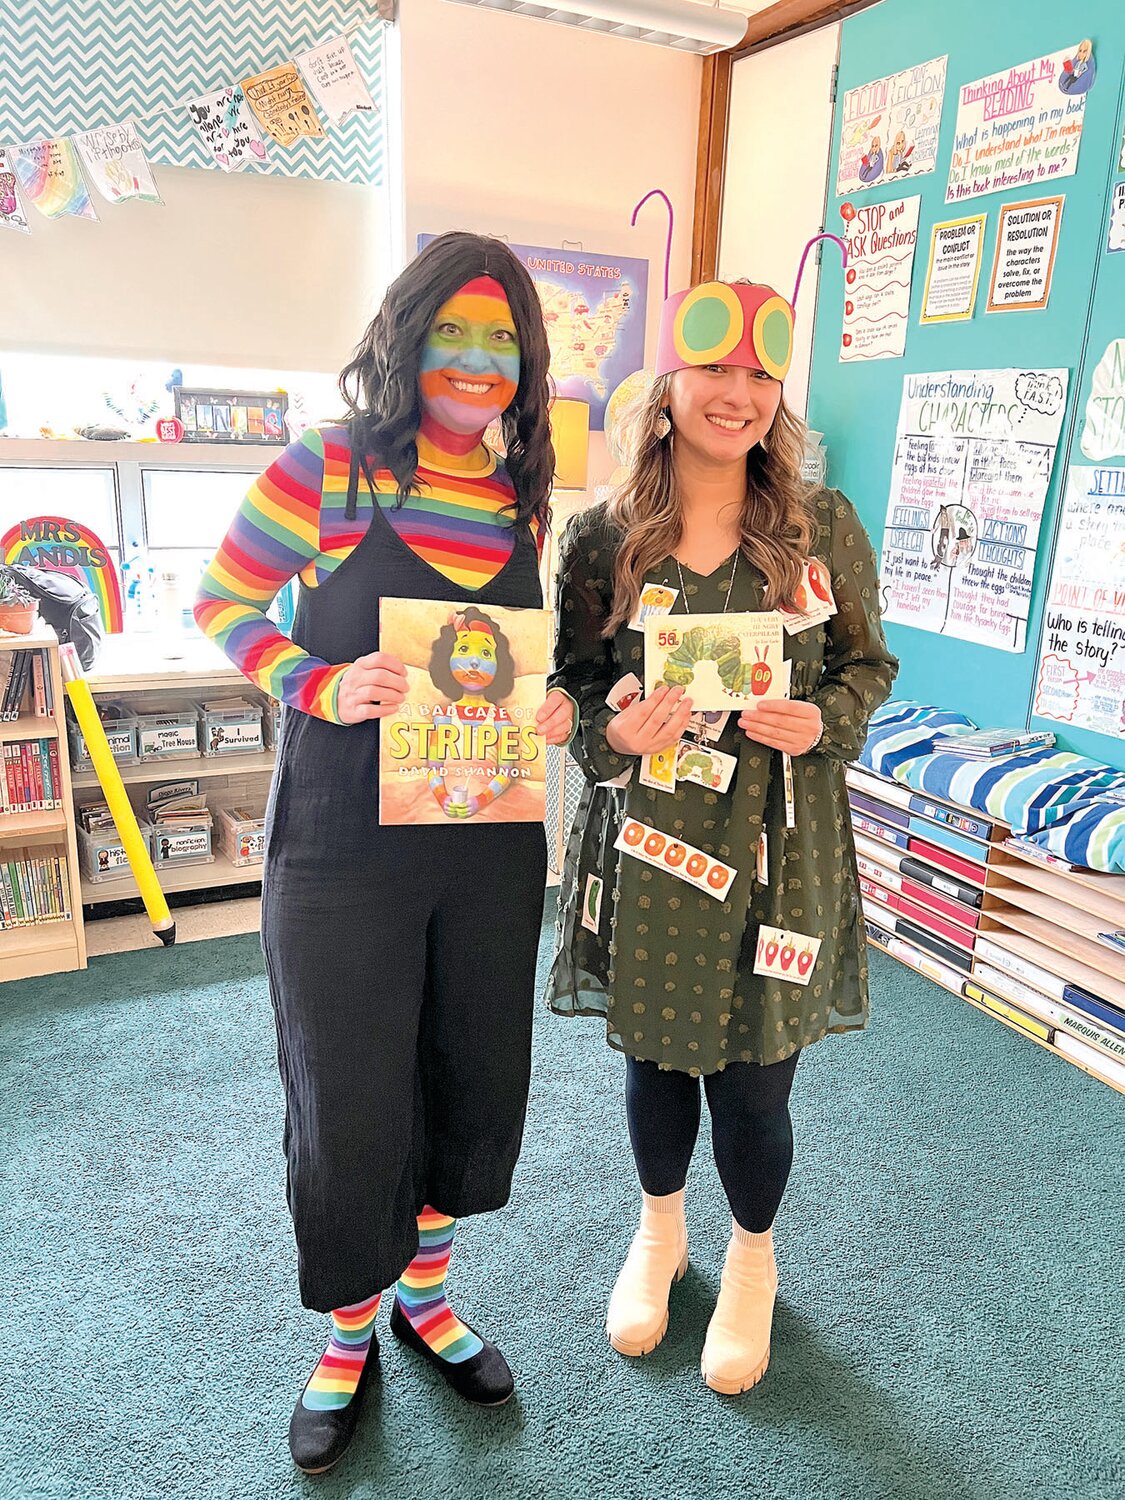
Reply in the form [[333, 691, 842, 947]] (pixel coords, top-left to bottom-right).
[[653, 410, 672, 441]]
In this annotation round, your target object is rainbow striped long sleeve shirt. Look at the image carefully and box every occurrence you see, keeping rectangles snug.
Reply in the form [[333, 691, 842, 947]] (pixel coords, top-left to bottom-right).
[[194, 424, 540, 723]]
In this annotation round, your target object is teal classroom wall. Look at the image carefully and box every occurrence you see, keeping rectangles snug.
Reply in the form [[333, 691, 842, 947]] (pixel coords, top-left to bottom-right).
[[806, 0, 1125, 768]]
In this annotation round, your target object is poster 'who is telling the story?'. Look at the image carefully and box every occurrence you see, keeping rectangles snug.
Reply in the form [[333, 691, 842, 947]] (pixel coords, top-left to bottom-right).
[[946, 43, 1093, 203], [378, 598, 549, 827], [836, 55, 947, 196], [1034, 466, 1125, 739], [878, 368, 1068, 653], [839, 195, 920, 360]]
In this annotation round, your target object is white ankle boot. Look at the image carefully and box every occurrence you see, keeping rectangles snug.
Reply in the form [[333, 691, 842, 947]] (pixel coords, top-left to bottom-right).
[[700, 1220, 778, 1394], [605, 1189, 689, 1356]]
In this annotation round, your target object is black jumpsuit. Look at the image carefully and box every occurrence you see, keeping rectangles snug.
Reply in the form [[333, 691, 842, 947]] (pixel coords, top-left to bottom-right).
[[261, 436, 548, 1313]]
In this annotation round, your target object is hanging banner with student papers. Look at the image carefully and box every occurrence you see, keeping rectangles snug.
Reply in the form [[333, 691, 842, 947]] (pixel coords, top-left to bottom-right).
[[240, 63, 326, 146], [920, 215, 986, 322], [878, 367, 1068, 651], [839, 194, 920, 360], [836, 56, 947, 196], [0, 150, 30, 233], [73, 123, 161, 205], [187, 86, 269, 172], [295, 34, 376, 126], [8, 140, 97, 220], [946, 44, 1092, 203], [1034, 466, 1125, 737]]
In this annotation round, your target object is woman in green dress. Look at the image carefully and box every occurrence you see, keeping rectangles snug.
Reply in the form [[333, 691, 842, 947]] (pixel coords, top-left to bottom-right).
[[548, 276, 897, 1395]]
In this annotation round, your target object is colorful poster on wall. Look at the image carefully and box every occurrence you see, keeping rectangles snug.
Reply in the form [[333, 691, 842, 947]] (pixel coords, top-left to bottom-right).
[[0, 149, 30, 234], [919, 214, 986, 323], [835, 56, 947, 196], [418, 236, 647, 430], [1109, 183, 1125, 254], [240, 63, 326, 146], [1034, 466, 1125, 737], [985, 196, 1063, 312], [294, 33, 376, 126], [839, 195, 920, 360], [8, 140, 97, 220], [186, 85, 269, 172], [1080, 340, 1125, 461], [878, 367, 1069, 651], [73, 123, 161, 205], [946, 44, 1092, 203], [378, 598, 549, 826], [1, 516, 124, 632]]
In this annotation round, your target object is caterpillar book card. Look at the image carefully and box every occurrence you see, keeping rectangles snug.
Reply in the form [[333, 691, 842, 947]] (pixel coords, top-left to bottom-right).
[[378, 598, 550, 826], [643, 611, 786, 711]]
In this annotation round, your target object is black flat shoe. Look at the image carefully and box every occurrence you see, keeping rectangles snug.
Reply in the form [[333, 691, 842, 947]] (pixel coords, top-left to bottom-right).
[[389, 1299, 514, 1406], [288, 1335, 379, 1475]]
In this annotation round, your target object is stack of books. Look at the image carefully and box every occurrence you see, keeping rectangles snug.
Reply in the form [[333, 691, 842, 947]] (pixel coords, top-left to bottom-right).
[[0, 647, 54, 721], [932, 728, 1055, 758], [1, 848, 73, 929], [1, 736, 65, 814]]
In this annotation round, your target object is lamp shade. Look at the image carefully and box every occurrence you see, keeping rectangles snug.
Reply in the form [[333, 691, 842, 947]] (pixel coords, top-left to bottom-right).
[[551, 398, 590, 490]]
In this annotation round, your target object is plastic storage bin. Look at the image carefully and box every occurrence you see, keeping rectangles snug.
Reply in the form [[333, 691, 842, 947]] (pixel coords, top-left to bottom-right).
[[135, 704, 201, 762], [78, 820, 151, 882], [262, 697, 283, 750], [198, 698, 265, 757], [217, 804, 266, 866], [68, 703, 138, 771], [151, 818, 214, 868]]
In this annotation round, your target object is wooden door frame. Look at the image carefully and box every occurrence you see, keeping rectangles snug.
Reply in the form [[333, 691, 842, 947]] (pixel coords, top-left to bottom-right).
[[691, 0, 881, 282]]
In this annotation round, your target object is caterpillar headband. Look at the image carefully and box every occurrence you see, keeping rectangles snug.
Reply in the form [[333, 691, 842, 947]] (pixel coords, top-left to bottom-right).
[[654, 234, 847, 382]]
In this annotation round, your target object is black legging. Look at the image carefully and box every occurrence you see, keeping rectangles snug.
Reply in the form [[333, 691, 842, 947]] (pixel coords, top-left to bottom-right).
[[625, 1051, 801, 1233]]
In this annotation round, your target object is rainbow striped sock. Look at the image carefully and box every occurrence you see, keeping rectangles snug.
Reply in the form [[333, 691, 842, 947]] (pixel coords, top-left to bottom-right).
[[301, 1292, 381, 1411], [395, 1208, 485, 1365]]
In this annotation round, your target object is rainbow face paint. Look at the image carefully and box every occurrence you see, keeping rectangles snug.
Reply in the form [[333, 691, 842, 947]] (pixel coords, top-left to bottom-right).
[[449, 627, 498, 695], [419, 277, 521, 438]]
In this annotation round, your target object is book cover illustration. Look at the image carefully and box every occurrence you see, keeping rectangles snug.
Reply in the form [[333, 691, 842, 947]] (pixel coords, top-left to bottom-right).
[[643, 611, 786, 711], [378, 598, 550, 826]]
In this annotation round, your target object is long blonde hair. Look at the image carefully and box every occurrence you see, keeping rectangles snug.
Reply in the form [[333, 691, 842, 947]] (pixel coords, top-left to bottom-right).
[[603, 372, 816, 636]]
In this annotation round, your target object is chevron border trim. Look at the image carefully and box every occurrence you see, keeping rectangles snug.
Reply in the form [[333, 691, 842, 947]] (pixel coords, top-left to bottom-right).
[[1, 0, 386, 187]]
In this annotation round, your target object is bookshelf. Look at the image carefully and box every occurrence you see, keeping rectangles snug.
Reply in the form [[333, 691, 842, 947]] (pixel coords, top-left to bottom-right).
[[849, 764, 1125, 1096], [0, 624, 87, 982]]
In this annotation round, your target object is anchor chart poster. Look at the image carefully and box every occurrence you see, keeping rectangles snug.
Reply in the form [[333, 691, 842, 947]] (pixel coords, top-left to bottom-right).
[[878, 368, 1068, 651], [378, 598, 549, 825]]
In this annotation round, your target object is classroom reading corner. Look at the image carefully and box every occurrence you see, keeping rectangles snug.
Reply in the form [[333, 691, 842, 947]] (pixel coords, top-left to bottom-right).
[[1, 0, 1122, 1496]]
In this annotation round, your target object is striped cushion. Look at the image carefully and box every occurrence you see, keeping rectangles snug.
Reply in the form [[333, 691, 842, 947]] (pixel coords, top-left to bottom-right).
[[860, 701, 977, 779], [902, 750, 1125, 833], [1022, 793, 1125, 873]]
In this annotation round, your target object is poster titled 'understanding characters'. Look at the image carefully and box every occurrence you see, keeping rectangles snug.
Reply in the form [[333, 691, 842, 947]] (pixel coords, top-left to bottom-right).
[[879, 368, 1068, 652], [1034, 466, 1125, 738]]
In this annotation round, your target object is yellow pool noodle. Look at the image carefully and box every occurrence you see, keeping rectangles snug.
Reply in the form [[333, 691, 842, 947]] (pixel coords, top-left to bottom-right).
[[59, 646, 175, 945]]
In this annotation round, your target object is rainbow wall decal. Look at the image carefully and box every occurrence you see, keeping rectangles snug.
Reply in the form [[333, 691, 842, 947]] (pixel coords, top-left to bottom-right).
[[2, 515, 123, 633]]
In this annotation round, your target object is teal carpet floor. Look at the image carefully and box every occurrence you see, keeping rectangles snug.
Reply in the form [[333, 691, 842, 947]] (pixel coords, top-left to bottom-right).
[[1, 908, 1123, 1500]]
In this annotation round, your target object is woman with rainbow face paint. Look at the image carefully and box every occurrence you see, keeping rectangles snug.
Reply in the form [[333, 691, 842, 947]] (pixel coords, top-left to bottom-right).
[[547, 257, 897, 1397], [196, 232, 574, 1473]]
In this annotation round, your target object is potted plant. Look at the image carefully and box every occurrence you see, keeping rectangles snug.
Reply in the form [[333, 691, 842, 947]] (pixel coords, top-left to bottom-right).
[[0, 571, 39, 634]]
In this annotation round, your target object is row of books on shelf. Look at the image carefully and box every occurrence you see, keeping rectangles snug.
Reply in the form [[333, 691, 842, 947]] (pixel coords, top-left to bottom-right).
[[0, 849, 73, 930], [846, 764, 1125, 1089], [0, 648, 55, 721], [1, 737, 65, 815]]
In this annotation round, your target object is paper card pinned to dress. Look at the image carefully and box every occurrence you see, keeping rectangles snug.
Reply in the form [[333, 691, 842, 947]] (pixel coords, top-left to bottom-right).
[[639, 743, 677, 792], [615, 817, 736, 900], [581, 873, 603, 933], [779, 559, 837, 636], [756, 830, 769, 885], [644, 611, 785, 710], [628, 582, 679, 632], [753, 925, 822, 986], [606, 673, 643, 711], [685, 708, 730, 743], [675, 741, 737, 794]]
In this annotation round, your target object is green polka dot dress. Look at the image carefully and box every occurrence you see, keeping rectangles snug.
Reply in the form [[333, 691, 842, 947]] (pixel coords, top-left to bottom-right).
[[547, 489, 899, 1075]]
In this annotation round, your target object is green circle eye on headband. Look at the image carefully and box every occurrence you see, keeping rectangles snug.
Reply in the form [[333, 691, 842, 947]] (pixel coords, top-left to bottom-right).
[[660, 281, 794, 379], [674, 283, 744, 364]]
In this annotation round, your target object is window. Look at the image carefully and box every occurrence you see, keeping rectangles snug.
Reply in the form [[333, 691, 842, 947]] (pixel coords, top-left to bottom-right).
[[0, 466, 122, 572]]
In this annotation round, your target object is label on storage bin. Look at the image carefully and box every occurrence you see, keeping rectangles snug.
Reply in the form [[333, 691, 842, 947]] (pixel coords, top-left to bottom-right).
[[139, 723, 198, 757], [93, 844, 130, 873], [203, 721, 263, 754], [237, 831, 265, 861], [153, 829, 210, 862]]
